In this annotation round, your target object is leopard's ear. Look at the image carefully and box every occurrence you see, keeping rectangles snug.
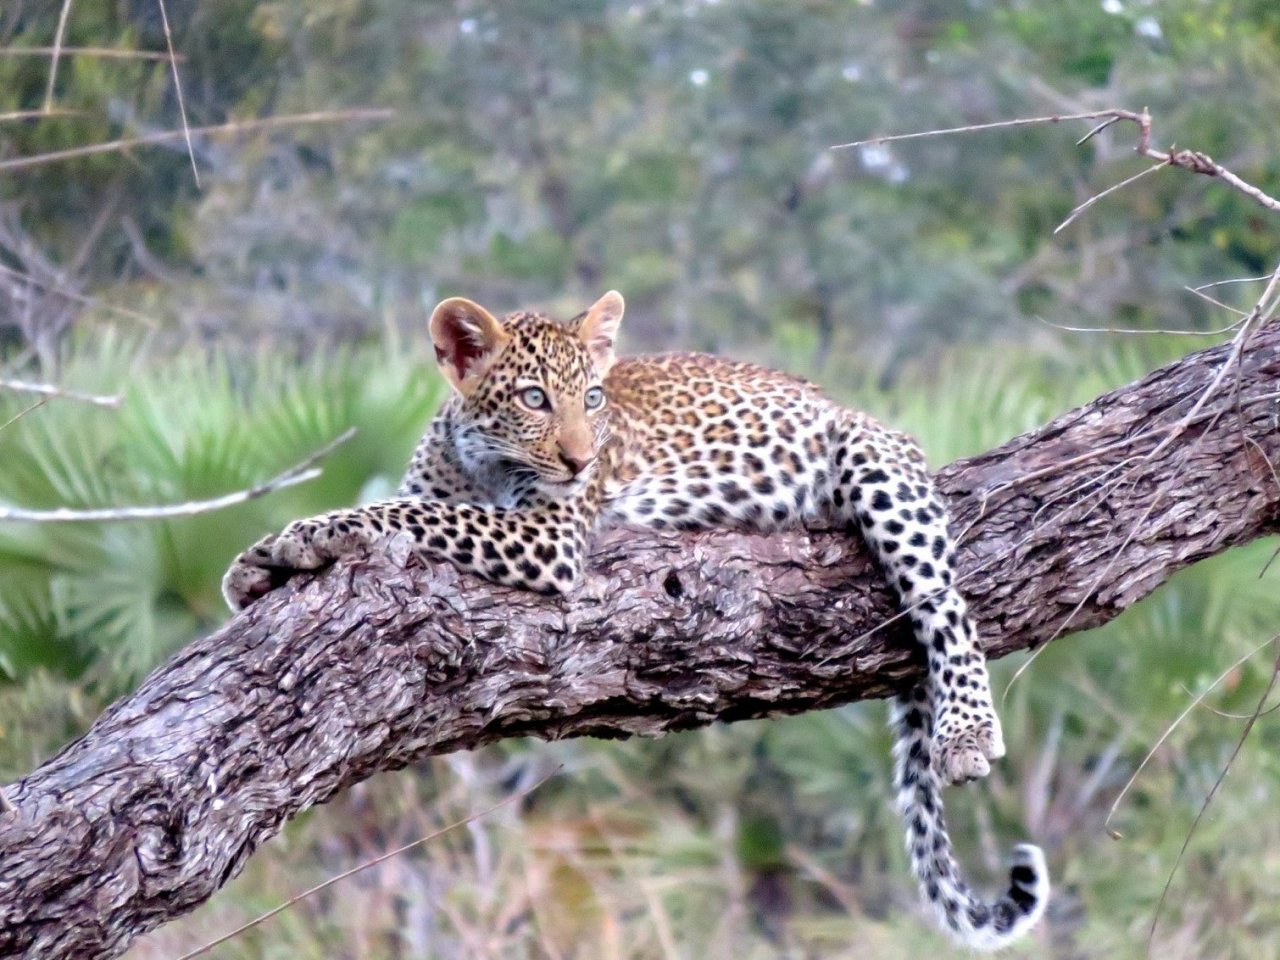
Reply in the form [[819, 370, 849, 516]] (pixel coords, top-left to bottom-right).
[[429, 297, 509, 396], [575, 290, 624, 376]]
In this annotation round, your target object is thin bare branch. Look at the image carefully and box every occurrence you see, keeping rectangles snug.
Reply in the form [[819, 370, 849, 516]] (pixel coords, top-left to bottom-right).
[[1182, 287, 1250, 320], [0, 45, 183, 61], [172, 766, 561, 960], [1054, 161, 1166, 234], [43, 0, 75, 113], [0, 109, 83, 123], [0, 378, 121, 408], [1076, 115, 1122, 146], [1148, 648, 1280, 951], [0, 427, 356, 523], [829, 110, 1131, 150], [0, 398, 48, 434], [1104, 634, 1280, 830], [0, 109, 395, 174], [155, 0, 199, 187], [1178, 679, 1280, 721], [1035, 315, 1246, 336], [1192, 274, 1275, 292]]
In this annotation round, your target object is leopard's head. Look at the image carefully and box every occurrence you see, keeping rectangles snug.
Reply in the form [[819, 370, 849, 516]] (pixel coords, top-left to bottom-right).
[[429, 290, 623, 490]]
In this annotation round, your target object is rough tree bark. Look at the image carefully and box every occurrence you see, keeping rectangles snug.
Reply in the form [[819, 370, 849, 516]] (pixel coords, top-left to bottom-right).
[[1, 327, 1278, 960]]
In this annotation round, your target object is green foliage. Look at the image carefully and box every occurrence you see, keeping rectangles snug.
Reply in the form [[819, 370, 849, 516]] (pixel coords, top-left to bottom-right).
[[0, 336, 444, 688]]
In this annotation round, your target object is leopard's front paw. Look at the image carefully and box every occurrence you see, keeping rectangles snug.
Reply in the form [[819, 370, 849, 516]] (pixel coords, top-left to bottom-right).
[[933, 716, 1005, 786], [268, 512, 374, 571], [222, 535, 286, 611], [222, 512, 377, 612]]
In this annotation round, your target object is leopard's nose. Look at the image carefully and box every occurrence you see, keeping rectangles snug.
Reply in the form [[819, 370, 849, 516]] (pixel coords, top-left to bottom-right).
[[559, 451, 593, 478]]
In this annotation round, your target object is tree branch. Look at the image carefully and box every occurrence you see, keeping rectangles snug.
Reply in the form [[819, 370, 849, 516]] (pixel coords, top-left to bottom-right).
[[0, 427, 355, 523], [1, 327, 1278, 959]]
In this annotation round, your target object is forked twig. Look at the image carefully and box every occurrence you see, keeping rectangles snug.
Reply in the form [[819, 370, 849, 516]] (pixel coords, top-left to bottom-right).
[[1148, 647, 1280, 952], [836, 107, 1280, 213], [0, 427, 356, 523], [1103, 634, 1280, 832]]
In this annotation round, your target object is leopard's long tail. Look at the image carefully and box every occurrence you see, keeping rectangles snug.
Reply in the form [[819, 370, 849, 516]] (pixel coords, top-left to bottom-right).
[[892, 686, 1049, 950]]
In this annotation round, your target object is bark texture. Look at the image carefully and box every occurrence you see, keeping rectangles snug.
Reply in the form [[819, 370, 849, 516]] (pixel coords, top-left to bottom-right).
[[1, 328, 1278, 959]]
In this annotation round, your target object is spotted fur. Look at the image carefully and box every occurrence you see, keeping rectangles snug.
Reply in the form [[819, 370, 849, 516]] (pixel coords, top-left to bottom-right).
[[223, 291, 1048, 947]]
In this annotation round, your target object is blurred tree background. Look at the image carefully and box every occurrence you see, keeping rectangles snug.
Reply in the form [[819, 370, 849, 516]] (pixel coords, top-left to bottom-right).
[[1, 1, 1279, 957]]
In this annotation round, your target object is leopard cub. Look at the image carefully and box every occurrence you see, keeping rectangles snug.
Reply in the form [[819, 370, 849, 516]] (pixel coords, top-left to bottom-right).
[[225, 291, 1048, 948]]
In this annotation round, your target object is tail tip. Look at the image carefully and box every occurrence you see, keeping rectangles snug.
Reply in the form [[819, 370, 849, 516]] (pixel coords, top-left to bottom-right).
[[949, 843, 1049, 951], [1009, 842, 1049, 902], [998, 842, 1050, 943]]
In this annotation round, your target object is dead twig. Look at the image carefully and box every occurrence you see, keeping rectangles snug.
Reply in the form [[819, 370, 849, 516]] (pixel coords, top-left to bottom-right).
[[155, 0, 199, 187], [0, 109, 395, 174], [0, 378, 121, 408], [43, 0, 76, 114], [0, 45, 183, 61], [42, 0, 76, 112], [830, 110, 1129, 150], [0, 109, 84, 123], [0, 398, 48, 434], [0, 427, 356, 523], [1054, 161, 1166, 234], [1035, 314, 1247, 336]]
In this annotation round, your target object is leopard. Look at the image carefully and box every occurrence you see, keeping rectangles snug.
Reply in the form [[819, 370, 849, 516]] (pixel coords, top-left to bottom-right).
[[223, 291, 1049, 948]]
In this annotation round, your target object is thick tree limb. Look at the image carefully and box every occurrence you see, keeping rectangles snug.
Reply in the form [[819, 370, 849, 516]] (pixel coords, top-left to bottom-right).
[[1, 328, 1278, 959]]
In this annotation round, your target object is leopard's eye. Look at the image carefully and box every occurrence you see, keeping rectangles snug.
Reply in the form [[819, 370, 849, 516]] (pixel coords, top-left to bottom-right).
[[584, 386, 605, 410], [519, 386, 550, 411], [520, 386, 548, 410]]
